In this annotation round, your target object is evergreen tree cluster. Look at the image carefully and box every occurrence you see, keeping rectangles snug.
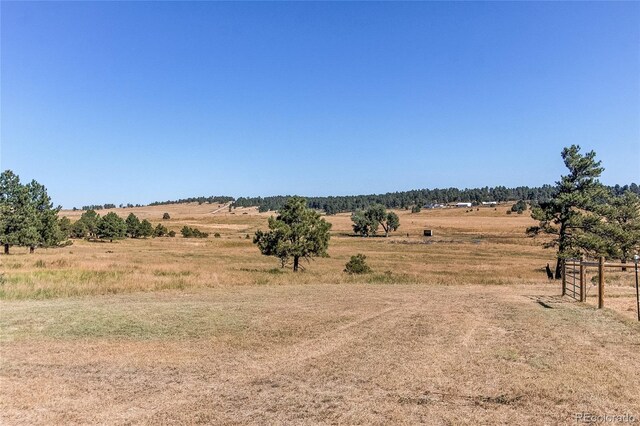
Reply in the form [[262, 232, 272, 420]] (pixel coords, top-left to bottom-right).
[[235, 184, 639, 214], [181, 226, 208, 238], [69, 210, 176, 241], [80, 203, 117, 211], [0, 170, 68, 254], [76, 185, 640, 216], [234, 186, 561, 214], [149, 195, 234, 206]]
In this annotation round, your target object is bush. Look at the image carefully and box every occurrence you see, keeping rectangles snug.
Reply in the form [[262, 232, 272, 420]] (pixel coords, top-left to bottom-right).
[[214, 233, 221, 238], [344, 254, 372, 274], [162, 213, 171, 220], [511, 200, 527, 214], [168, 230, 176, 237], [181, 226, 208, 238], [411, 205, 421, 213], [154, 223, 168, 237]]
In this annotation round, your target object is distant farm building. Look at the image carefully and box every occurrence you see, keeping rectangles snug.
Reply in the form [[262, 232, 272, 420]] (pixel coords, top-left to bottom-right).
[[455, 202, 472, 208], [424, 203, 445, 209], [481, 201, 497, 206], [423, 229, 433, 237]]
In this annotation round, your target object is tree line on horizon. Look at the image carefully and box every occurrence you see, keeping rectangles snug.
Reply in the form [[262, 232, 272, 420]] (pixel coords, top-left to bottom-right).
[[77, 203, 144, 211], [72, 197, 233, 211], [148, 195, 234, 207], [231, 184, 639, 215], [73, 183, 640, 216]]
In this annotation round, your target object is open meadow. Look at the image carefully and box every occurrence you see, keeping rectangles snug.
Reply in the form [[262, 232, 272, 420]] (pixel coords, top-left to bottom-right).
[[2, 204, 639, 424]]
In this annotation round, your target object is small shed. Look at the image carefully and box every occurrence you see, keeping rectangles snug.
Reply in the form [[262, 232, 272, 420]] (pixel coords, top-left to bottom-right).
[[423, 229, 433, 237]]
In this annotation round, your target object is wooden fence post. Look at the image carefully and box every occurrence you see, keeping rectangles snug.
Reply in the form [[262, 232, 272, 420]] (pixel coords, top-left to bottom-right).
[[562, 259, 566, 296], [598, 256, 605, 309], [580, 256, 586, 302]]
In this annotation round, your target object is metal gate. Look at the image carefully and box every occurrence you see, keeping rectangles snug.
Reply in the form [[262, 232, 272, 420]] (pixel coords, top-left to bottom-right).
[[562, 259, 584, 301]]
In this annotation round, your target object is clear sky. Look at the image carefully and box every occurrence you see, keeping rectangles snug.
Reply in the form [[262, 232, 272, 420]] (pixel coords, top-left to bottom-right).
[[1, 2, 639, 208]]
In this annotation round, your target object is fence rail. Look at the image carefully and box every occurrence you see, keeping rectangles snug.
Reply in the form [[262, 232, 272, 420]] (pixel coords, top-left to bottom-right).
[[566, 261, 634, 269], [562, 257, 638, 312]]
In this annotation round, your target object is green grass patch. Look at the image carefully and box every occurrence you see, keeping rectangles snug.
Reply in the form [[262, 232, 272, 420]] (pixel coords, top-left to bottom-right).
[[1, 304, 248, 341], [367, 272, 412, 284], [0, 269, 126, 300], [152, 270, 194, 277], [345, 271, 415, 284]]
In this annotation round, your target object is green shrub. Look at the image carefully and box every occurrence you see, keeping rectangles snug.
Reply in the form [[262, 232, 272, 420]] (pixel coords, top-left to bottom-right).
[[154, 223, 168, 237], [214, 233, 221, 238], [181, 226, 208, 238], [344, 254, 372, 274], [511, 200, 527, 214]]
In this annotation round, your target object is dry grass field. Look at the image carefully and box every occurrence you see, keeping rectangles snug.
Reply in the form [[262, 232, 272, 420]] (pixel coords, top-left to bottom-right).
[[1, 204, 639, 424]]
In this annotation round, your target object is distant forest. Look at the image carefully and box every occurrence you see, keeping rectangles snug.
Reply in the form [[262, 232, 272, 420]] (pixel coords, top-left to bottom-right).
[[148, 196, 235, 206], [145, 183, 639, 215], [75, 184, 640, 214]]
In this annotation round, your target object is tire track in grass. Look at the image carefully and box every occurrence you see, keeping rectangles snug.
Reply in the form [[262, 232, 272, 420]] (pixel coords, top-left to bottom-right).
[[141, 304, 413, 424]]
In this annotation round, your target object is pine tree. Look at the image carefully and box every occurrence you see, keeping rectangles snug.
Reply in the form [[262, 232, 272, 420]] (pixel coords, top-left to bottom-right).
[[594, 191, 640, 269], [58, 216, 72, 239], [0, 170, 64, 253], [77, 210, 101, 239], [154, 223, 168, 237], [26, 180, 64, 252], [0, 170, 34, 253], [125, 213, 141, 238], [527, 145, 607, 278], [254, 196, 331, 271], [139, 219, 154, 238], [97, 212, 126, 242]]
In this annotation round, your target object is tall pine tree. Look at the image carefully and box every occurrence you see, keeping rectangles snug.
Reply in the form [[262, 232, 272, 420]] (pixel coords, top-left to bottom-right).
[[0, 170, 63, 254], [527, 146, 607, 278], [254, 196, 331, 271]]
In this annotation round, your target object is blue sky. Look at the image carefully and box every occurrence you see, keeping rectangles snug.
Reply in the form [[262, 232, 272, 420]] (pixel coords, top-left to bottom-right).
[[1, 2, 638, 208]]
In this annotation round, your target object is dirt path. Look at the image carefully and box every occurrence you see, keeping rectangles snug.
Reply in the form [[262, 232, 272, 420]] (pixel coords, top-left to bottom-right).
[[209, 203, 231, 215], [2, 284, 639, 425]]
